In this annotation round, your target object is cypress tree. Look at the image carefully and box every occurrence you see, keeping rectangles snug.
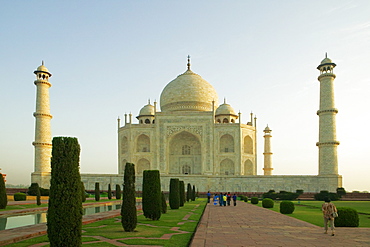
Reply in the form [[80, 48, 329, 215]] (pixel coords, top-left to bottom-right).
[[142, 170, 161, 220], [169, 178, 180, 209], [179, 180, 185, 207], [81, 182, 86, 202], [0, 173, 7, 209], [95, 182, 100, 201], [108, 184, 112, 200], [116, 184, 122, 199], [47, 137, 82, 247], [36, 183, 41, 206], [121, 162, 137, 232], [192, 185, 196, 201], [161, 191, 167, 214], [186, 183, 191, 202]]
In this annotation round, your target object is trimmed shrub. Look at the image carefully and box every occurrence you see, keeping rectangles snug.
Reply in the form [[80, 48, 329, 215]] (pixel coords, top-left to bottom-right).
[[13, 192, 27, 201], [262, 198, 274, 208], [108, 184, 112, 200], [121, 162, 137, 231], [47, 137, 82, 247], [335, 207, 359, 227], [251, 197, 259, 204], [142, 170, 161, 220], [36, 184, 41, 206], [27, 183, 49, 196], [161, 191, 167, 214], [314, 191, 339, 201], [192, 185, 196, 201], [169, 178, 180, 209], [243, 196, 248, 202], [336, 187, 346, 198], [179, 181, 185, 207], [280, 201, 295, 214], [81, 182, 86, 202], [239, 195, 245, 201], [278, 192, 299, 200], [263, 191, 277, 200], [116, 184, 122, 199], [186, 183, 191, 202], [296, 189, 304, 195], [95, 182, 100, 201]]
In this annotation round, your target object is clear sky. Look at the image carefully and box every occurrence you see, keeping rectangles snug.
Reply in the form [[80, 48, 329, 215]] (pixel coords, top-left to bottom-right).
[[1, 1, 369, 192]]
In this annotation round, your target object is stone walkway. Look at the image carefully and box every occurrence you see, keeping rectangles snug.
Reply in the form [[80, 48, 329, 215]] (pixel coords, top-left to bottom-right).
[[191, 201, 370, 247]]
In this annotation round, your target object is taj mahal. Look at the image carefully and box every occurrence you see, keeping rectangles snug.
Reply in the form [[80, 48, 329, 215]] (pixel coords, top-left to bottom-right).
[[31, 55, 342, 192]]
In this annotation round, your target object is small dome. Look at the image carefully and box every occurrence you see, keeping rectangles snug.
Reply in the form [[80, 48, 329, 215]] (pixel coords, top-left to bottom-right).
[[264, 126, 271, 131], [160, 69, 219, 112], [215, 103, 236, 116], [34, 62, 52, 76], [320, 57, 332, 65], [139, 104, 155, 116]]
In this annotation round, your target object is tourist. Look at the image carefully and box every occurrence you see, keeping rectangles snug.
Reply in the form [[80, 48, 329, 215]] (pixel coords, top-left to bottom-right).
[[219, 192, 224, 206], [226, 192, 231, 206], [232, 194, 237, 206], [213, 193, 219, 206], [322, 197, 338, 236], [223, 193, 227, 206], [207, 191, 211, 203]]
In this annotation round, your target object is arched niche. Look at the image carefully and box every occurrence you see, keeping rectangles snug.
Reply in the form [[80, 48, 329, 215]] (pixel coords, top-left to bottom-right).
[[121, 136, 128, 154], [137, 158, 150, 174], [243, 135, 253, 154], [220, 158, 234, 175], [220, 134, 234, 153], [244, 159, 254, 175], [136, 134, 150, 152]]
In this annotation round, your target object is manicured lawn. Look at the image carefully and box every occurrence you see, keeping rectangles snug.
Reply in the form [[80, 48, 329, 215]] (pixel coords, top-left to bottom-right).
[[252, 200, 370, 227], [7, 198, 207, 246]]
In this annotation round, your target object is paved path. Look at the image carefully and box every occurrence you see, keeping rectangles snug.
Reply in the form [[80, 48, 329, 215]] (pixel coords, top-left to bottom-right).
[[191, 201, 370, 247]]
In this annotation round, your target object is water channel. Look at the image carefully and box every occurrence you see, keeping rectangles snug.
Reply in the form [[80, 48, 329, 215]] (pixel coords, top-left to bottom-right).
[[0, 203, 122, 230]]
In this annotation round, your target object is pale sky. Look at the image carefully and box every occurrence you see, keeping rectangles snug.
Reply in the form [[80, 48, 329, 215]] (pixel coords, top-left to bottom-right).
[[1, 1, 369, 192]]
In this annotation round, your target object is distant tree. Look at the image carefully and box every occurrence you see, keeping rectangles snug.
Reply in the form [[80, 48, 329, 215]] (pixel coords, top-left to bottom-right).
[[0, 173, 7, 209], [116, 184, 122, 199], [108, 184, 112, 200], [36, 183, 41, 206], [121, 163, 137, 232], [81, 182, 87, 202], [161, 191, 167, 214], [169, 178, 180, 209], [192, 185, 196, 201], [179, 181, 185, 207], [186, 183, 192, 202], [142, 170, 161, 220], [337, 187, 347, 198], [47, 137, 82, 246], [27, 183, 39, 196], [95, 183, 100, 201]]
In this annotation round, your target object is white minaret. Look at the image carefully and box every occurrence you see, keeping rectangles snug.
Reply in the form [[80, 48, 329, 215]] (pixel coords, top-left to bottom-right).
[[31, 62, 52, 188], [263, 125, 273, 175], [316, 54, 339, 175]]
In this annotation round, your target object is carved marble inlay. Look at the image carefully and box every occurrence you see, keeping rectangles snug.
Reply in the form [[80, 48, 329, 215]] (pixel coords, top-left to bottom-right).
[[166, 126, 203, 137]]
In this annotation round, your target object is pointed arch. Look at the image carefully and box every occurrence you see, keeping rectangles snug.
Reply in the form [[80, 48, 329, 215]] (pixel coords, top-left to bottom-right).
[[243, 135, 253, 154], [220, 158, 234, 175], [220, 134, 234, 153], [136, 134, 150, 152], [137, 158, 150, 174], [119, 159, 127, 174], [121, 136, 128, 154], [244, 159, 254, 175]]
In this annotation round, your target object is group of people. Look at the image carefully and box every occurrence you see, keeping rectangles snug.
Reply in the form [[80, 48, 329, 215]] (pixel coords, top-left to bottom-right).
[[207, 191, 238, 206]]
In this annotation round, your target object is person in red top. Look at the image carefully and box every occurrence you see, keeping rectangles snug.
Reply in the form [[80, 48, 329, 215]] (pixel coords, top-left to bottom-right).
[[322, 197, 338, 236]]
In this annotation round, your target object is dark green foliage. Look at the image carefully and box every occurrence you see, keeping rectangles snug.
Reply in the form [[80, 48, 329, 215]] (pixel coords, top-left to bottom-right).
[[95, 182, 100, 201], [280, 201, 295, 214], [0, 174, 7, 209], [262, 198, 274, 208], [335, 207, 359, 227], [191, 185, 196, 201], [142, 170, 161, 220], [263, 191, 277, 200], [263, 190, 299, 200], [47, 137, 82, 247], [239, 194, 245, 201], [28, 183, 49, 196], [39, 188, 49, 196], [108, 184, 112, 200], [251, 197, 259, 204], [121, 163, 137, 231], [13, 192, 26, 201], [36, 184, 41, 206], [161, 191, 167, 214], [116, 184, 122, 199], [179, 181, 185, 207], [244, 197, 248, 202], [186, 183, 191, 202], [336, 187, 346, 198], [296, 189, 304, 195], [81, 182, 86, 202], [314, 190, 339, 201], [169, 178, 180, 209]]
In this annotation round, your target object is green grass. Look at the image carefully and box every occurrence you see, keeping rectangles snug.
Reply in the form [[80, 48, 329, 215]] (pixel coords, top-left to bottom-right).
[[252, 200, 370, 227], [8, 198, 207, 246]]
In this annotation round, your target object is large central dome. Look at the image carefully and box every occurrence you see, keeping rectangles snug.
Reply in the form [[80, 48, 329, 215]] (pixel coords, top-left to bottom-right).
[[160, 68, 219, 112]]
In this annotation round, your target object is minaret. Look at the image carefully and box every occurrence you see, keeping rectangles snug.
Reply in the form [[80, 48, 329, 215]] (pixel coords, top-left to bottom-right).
[[316, 54, 339, 175], [263, 125, 273, 175], [31, 62, 52, 188]]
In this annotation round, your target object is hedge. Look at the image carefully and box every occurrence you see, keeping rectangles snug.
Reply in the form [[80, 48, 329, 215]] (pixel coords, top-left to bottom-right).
[[14, 192, 27, 201], [335, 207, 359, 227], [280, 201, 295, 214], [262, 198, 274, 208]]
